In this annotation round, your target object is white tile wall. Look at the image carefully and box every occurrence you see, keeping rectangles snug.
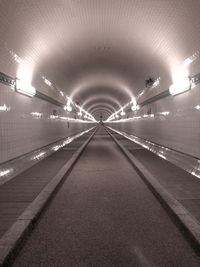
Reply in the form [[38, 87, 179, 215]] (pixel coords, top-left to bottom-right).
[[107, 82, 200, 159], [0, 127, 94, 185], [0, 84, 95, 163]]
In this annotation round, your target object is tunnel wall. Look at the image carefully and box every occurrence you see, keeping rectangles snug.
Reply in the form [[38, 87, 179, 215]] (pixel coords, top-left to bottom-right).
[[0, 84, 96, 164], [106, 83, 200, 159]]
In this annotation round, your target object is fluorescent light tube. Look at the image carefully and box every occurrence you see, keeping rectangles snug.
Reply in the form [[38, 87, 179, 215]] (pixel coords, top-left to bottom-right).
[[169, 77, 191, 96], [15, 79, 36, 97]]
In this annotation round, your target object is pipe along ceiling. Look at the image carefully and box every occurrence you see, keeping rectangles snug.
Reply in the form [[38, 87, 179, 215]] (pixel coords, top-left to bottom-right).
[[1, 0, 200, 120]]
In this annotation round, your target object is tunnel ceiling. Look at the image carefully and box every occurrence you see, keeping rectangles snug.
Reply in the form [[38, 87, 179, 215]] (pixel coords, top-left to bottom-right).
[[1, 0, 200, 119]]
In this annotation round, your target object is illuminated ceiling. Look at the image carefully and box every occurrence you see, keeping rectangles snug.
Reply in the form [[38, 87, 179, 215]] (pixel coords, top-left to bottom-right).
[[0, 0, 200, 119]]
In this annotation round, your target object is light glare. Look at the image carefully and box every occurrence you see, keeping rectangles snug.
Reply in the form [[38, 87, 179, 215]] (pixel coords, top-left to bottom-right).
[[32, 152, 46, 160], [195, 105, 200, 110], [169, 77, 191, 96], [0, 104, 9, 111], [131, 105, 140, 111], [0, 169, 12, 177], [67, 105, 72, 112], [120, 110, 125, 116], [15, 79, 36, 97], [31, 112, 42, 117], [160, 111, 170, 116], [42, 76, 52, 87]]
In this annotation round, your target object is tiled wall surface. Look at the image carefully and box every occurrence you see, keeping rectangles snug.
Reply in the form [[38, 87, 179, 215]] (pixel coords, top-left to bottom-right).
[[106, 83, 200, 159], [0, 127, 94, 185], [0, 84, 95, 163], [1, 36, 200, 162], [108, 126, 200, 179], [105, 42, 200, 161]]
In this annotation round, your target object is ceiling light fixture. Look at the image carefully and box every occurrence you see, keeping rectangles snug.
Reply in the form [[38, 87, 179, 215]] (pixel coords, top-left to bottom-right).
[[78, 108, 83, 116], [64, 97, 73, 112], [15, 79, 36, 97], [64, 105, 72, 112], [160, 111, 170, 116], [120, 110, 125, 116], [169, 76, 191, 96], [131, 104, 140, 111]]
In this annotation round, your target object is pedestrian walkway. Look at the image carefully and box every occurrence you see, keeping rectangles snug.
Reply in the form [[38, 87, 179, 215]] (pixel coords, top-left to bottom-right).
[[110, 129, 200, 223], [12, 127, 200, 267], [0, 132, 92, 238]]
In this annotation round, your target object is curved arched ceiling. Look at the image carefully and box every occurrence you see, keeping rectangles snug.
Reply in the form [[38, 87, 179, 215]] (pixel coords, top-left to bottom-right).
[[1, 0, 200, 119]]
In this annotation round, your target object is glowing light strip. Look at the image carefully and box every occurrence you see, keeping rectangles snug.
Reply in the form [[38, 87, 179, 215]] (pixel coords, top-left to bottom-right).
[[15, 79, 36, 97], [169, 77, 191, 96]]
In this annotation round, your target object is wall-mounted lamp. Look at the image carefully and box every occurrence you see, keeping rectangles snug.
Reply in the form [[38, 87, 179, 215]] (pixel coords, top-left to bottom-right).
[[15, 79, 36, 97], [77, 107, 83, 116], [169, 77, 191, 96], [64, 105, 72, 112], [64, 97, 72, 112], [131, 104, 140, 111], [120, 110, 126, 116]]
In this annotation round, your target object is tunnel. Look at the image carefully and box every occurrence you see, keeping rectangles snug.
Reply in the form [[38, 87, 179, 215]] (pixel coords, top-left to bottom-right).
[[0, 1, 200, 266]]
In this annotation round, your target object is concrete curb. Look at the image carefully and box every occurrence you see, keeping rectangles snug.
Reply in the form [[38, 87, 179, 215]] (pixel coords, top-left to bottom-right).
[[106, 127, 200, 253], [0, 128, 97, 266]]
